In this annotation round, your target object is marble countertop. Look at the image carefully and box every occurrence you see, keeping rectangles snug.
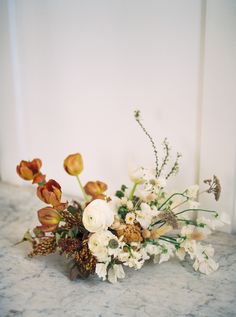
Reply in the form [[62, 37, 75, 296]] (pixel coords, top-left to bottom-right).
[[0, 182, 236, 317]]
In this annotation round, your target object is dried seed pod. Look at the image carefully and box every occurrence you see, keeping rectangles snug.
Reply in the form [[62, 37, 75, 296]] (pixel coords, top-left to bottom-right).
[[73, 239, 97, 278], [28, 237, 56, 257]]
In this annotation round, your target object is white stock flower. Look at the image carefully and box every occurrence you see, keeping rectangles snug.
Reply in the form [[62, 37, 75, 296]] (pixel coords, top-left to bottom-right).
[[186, 185, 199, 199], [175, 248, 186, 261], [118, 248, 144, 270], [136, 203, 156, 229], [125, 212, 136, 224], [154, 241, 175, 264], [107, 264, 125, 283], [197, 212, 230, 231], [83, 199, 114, 232], [192, 243, 219, 275], [95, 263, 108, 281]]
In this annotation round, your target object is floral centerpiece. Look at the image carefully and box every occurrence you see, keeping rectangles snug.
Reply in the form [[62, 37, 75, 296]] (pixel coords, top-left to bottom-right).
[[16, 111, 229, 283]]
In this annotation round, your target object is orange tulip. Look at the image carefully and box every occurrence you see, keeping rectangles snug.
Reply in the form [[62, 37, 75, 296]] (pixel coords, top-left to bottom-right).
[[38, 207, 61, 225], [84, 181, 108, 200], [64, 153, 83, 176], [37, 207, 61, 232], [37, 179, 62, 207], [16, 159, 45, 183]]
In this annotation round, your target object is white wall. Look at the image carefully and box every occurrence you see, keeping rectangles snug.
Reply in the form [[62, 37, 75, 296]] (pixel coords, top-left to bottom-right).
[[199, 0, 236, 233], [0, 0, 235, 232]]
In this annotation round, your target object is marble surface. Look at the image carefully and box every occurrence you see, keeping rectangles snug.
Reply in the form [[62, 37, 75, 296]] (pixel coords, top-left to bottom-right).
[[0, 182, 236, 317]]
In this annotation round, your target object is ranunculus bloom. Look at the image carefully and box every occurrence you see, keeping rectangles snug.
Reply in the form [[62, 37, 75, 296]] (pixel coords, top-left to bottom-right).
[[37, 179, 62, 207], [84, 181, 108, 200], [64, 153, 83, 176], [16, 159, 44, 183], [83, 199, 114, 232]]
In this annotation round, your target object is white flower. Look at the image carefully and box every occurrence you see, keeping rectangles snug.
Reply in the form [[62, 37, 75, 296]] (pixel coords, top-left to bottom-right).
[[154, 241, 175, 264], [125, 212, 136, 224], [126, 201, 133, 211], [181, 224, 211, 239], [107, 236, 122, 257], [136, 189, 157, 202], [129, 166, 146, 184], [186, 185, 199, 199], [83, 199, 114, 232], [95, 263, 108, 281], [175, 248, 186, 261], [88, 230, 114, 261], [198, 258, 219, 275], [197, 212, 230, 231], [107, 264, 125, 283], [118, 248, 144, 270], [192, 243, 219, 275], [108, 196, 122, 216], [140, 243, 160, 260], [136, 203, 156, 229], [145, 177, 167, 191]]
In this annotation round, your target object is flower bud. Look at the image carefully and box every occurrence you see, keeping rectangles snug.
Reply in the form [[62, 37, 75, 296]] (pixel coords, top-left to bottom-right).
[[37, 179, 62, 207], [64, 153, 83, 176], [84, 181, 108, 200], [38, 207, 61, 225], [16, 159, 44, 183]]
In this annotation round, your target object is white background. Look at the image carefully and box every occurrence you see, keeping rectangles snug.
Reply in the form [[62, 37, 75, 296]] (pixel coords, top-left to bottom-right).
[[0, 0, 235, 232]]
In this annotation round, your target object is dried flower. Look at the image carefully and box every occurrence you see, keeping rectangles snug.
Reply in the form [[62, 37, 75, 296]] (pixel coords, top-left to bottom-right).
[[64, 153, 83, 176], [204, 175, 221, 201], [58, 237, 80, 256], [150, 225, 173, 239], [159, 210, 178, 229], [28, 237, 56, 257], [60, 209, 82, 229], [74, 239, 97, 278], [84, 181, 108, 200], [116, 224, 143, 243], [16, 159, 45, 183], [37, 179, 62, 207]]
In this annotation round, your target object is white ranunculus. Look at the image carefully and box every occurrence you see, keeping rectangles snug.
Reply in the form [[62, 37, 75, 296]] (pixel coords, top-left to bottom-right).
[[83, 199, 114, 232], [88, 230, 113, 261]]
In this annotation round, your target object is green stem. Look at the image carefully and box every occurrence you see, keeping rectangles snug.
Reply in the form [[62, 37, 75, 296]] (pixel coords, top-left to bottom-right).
[[159, 192, 188, 210], [161, 235, 178, 241], [158, 236, 180, 246], [76, 175, 90, 202], [150, 220, 165, 228], [129, 183, 138, 200], [176, 208, 218, 216]]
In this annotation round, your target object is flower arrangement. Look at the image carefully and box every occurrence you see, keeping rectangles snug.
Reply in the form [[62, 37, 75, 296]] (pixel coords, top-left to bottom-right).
[[16, 111, 229, 283]]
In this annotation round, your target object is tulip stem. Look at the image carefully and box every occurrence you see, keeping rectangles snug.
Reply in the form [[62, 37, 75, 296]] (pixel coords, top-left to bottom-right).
[[76, 175, 90, 202], [129, 183, 138, 200]]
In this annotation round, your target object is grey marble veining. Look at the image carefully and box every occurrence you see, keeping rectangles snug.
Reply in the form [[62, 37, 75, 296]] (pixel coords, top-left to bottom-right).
[[0, 182, 236, 317]]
